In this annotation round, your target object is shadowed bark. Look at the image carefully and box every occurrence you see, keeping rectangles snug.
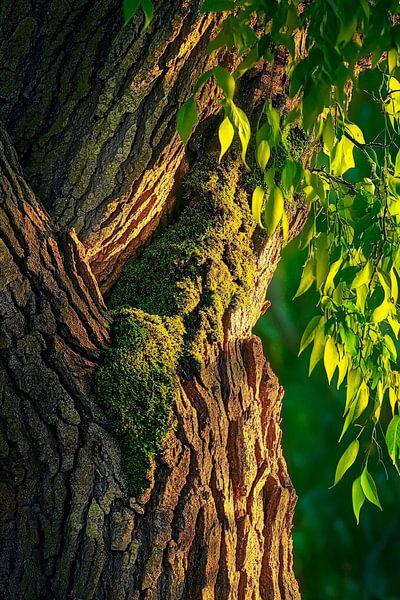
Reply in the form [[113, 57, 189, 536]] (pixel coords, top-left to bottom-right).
[[0, 1, 304, 598]]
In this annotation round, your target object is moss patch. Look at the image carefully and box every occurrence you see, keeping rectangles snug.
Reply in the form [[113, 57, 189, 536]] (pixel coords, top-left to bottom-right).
[[95, 309, 184, 496], [109, 156, 257, 370], [95, 157, 258, 495]]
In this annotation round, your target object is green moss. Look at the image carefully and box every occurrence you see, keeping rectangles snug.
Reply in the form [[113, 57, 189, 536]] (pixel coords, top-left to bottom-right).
[[109, 156, 257, 370], [95, 309, 184, 496], [96, 157, 258, 495]]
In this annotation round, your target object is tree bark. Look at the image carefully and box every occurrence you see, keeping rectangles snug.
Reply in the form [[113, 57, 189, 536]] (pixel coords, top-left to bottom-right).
[[0, 2, 303, 598]]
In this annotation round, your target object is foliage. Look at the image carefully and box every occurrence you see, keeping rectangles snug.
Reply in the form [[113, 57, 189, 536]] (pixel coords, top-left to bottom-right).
[[174, 0, 400, 520], [255, 249, 400, 599]]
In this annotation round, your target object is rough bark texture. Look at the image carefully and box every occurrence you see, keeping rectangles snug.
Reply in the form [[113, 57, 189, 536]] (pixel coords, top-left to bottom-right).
[[0, 1, 303, 598], [0, 0, 224, 291]]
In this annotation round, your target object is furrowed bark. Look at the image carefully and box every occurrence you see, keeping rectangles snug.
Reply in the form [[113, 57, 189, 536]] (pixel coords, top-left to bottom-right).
[[0, 2, 305, 598], [0, 0, 225, 292]]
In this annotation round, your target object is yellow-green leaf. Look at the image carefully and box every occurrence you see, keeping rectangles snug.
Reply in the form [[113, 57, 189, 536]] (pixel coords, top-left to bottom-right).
[[389, 387, 397, 415], [331, 136, 355, 176], [371, 300, 392, 323], [388, 316, 400, 338], [323, 112, 335, 154], [213, 66, 236, 99], [354, 382, 369, 420], [281, 207, 289, 242], [385, 415, 400, 464], [265, 186, 284, 236], [299, 316, 322, 355], [395, 148, 400, 177], [361, 468, 382, 510], [334, 439, 359, 486], [352, 476, 365, 524], [336, 351, 348, 389], [384, 334, 397, 362], [294, 255, 315, 299], [177, 96, 198, 144], [218, 116, 235, 163], [228, 99, 251, 169], [345, 122, 365, 145], [324, 336, 339, 384], [256, 139, 271, 171], [351, 261, 373, 289], [324, 257, 342, 294], [251, 186, 265, 228], [345, 368, 362, 413], [309, 326, 325, 375], [388, 48, 398, 74], [315, 233, 329, 289]]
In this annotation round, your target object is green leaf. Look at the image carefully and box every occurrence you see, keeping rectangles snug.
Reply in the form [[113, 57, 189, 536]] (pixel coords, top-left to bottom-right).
[[227, 99, 251, 168], [309, 326, 326, 375], [395, 148, 400, 177], [264, 186, 284, 236], [336, 351, 348, 389], [123, 0, 140, 24], [213, 66, 235, 99], [251, 186, 265, 228], [281, 207, 289, 242], [361, 468, 382, 510], [315, 233, 329, 289], [334, 439, 359, 486], [282, 160, 303, 191], [218, 116, 235, 162], [345, 122, 365, 145], [352, 476, 365, 524], [384, 334, 397, 362], [385, 415, 400, 464], [324, 336, 339, 384], [345, 368, 363, 412], [256, 140, 271, 171], [141, 0, 154, 29], [299, 316, 322, 355], [264, 103, 281, 147], [234, 47, 259, 79], [294, 255, 315, 299], [176, 96, 198, 144], [323, 112, 335, 153], [331, 136, 355, 176], [371, 299, 392, 323], [351, 261, 373, 289], [354, 382, 369, 420]]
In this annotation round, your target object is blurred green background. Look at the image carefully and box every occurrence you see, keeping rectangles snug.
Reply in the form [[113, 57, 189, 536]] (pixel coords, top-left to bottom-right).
[[253, 74, 400, 600]]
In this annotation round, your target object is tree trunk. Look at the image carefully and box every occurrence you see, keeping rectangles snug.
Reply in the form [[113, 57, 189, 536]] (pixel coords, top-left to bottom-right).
[[0, 2, 303, 598]]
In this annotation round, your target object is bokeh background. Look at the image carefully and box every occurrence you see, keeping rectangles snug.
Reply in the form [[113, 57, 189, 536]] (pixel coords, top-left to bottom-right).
[[254, 74, 400, 600]]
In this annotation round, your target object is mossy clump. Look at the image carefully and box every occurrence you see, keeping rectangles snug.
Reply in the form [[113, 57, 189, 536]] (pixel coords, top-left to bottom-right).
[[95, 308, 184, 496], [109, 156, 257, 370], [96, 156, 258, 495]]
